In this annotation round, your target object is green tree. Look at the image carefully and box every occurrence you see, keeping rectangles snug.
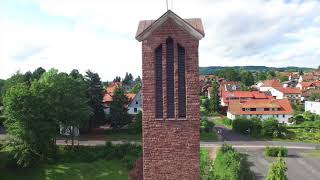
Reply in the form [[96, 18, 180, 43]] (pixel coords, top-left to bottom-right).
[[32, 67, 46, 80], [0, 79, 5, 105], [241, 71, 255, 86], [130, 83, 141, 94], [210, 81, 220, 113], [122, 72, 134, 85], [256, 71, 267, 81], [266, 157, 288, 180], [279, 76, 289, 83], [217, 68, 241, 81], [85, 70, 106, 130], [4, 83, 57, 167], [113, 76, 121, 82], [69, 69, 84, 80], [110, 88, 131, 130], [202, 98, 212, 114], [309, 93, 320, 101], [129, 111, 142, 134], [40, 69, 92, 149], [200, 148, 214, 180], [262, 118, 286, 138]]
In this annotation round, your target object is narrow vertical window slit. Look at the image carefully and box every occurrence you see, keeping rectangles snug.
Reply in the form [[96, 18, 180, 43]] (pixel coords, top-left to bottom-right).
[[178, 44, 186, 118], [155, 45, 163, 118], [166, 37, 175, 118]]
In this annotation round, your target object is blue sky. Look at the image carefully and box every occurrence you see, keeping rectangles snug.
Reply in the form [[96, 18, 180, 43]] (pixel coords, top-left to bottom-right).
[[0, 0, 320, 81]]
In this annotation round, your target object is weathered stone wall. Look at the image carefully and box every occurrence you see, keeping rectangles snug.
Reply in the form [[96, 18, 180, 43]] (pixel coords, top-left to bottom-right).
[[142, 19, 200, 180]]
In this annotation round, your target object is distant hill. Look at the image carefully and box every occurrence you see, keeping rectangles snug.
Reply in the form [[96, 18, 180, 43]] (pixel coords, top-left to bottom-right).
[[199, 66, 315, 75]]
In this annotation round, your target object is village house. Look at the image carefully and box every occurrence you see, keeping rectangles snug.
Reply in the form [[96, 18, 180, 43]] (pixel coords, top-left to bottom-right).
[[220, 90, 273, 107], [305, 101, 320, 115], [227, 99, 293, 124], [256, 79, 282, 92], [296, 80, 320, 90], [102, 82, 140, 115], [127, 90, 142, 114], [268, 87, 301, 103]]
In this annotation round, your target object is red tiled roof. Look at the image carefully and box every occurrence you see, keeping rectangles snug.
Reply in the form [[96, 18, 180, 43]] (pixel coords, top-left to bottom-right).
[[274, 87, 301, 94], [299, 82, 314, 88], [228, 99, 293, 115], [261, 79, 282, 87]]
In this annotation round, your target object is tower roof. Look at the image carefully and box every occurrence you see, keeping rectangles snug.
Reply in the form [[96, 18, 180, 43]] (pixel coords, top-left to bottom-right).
[[136, 10, 205, 41]]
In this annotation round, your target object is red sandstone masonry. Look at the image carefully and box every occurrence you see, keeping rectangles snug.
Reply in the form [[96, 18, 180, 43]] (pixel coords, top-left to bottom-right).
[[142, 19, 200, 180]]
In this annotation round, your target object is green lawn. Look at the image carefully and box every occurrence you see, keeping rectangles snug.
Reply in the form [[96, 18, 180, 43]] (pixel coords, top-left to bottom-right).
[[200, 131, 218, 142], [213, 118, 232, 129], [105, 130, 142, 141], [0, 159, 128, 180]]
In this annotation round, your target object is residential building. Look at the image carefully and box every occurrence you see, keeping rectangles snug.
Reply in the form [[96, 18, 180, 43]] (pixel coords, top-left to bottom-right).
[[221, 90, 272, 106], [127, 90, 142, 114], [227, 99, 293, 124], [305, 101, 320, 115], [269, 87, 301, 103], [296, 81, 319, 90], [256, 79, 282, 92]]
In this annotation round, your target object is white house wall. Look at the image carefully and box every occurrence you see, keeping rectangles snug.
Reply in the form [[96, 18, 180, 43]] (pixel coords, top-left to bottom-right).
[[305, 101, 320, 115]]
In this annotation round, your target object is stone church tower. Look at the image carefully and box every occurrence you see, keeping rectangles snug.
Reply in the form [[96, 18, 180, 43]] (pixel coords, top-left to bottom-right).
[[136, 10, 205, 180]]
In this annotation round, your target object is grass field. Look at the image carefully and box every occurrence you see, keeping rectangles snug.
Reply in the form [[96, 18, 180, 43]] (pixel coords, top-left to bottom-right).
[[200, 131, 218, 141], [0, 158, 128, 180]]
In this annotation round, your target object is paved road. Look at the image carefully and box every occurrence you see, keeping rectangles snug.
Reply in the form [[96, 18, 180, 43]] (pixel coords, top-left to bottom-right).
[[238, 148, 320, 180]]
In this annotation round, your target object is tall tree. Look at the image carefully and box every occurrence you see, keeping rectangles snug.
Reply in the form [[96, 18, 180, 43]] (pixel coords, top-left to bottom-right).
[[40, 69, 92, 148], [4, 82, 57, 167], [210, 81, 220, 113], [113, 76, 121, 82], [110, 88, 131, 130], [32, 67, 46, 80], [0, 79, 5, 105], [69, 69, 84, 80], [122, 72, 133, 85], [241, 71, 255, 86], [85, 70, 106, 130], [266, 157, 288, 180]]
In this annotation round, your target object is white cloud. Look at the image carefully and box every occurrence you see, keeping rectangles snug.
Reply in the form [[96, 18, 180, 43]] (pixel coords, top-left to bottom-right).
[[0, 0, 320, 80]]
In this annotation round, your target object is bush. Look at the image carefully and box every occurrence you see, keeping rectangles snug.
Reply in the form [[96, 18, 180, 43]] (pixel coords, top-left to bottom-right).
[[265, 146, 288, 157], [221, 117, 232, 126], [214, 144, 254, 180], [266, 157, 288, 180], [201, 117, 215, 133], [0, 115, 6, 125], [121, 154, 138, 169], [128, 111, 142, 134], [262, 118, 287, 138], [200, 148, 214, 180], [232, 117, 262, 136]]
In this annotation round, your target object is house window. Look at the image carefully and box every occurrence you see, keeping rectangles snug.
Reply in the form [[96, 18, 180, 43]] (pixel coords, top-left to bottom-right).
[[166, 37, 175, 118], [283, 114, 285, 118], [155, 45, 163, 118], [178, 44, 186, 118], [134, 108, 137, 113], [135, 101, 138, 105]]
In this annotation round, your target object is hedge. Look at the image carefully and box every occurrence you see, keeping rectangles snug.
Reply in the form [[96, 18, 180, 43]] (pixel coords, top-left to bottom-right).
[[264, 146, 288, 157]]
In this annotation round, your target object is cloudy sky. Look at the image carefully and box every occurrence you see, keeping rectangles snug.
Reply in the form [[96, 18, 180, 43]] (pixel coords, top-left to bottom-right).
[[0, 0, 320, 81]]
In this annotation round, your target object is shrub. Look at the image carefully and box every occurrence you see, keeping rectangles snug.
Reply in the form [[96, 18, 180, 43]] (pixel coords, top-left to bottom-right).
[[266, 157, 288, 180], [265, 146, 288, 157], [128, 111, 142, 134], [214, 144, 254, 180], [0, 115, 6, 125], [232, 117, 262, 136], [221, 117, 232, 126], [122, 154, 138, 170], [200, 148, 214, 180], [262, 118, 287, 138], [201, 117, 215, 133]]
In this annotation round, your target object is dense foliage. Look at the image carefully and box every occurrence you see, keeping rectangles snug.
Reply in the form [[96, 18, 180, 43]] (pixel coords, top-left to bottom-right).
[[200, 148, 214, 180], [110, 88, 131, 130], [3, 69, 92, 167], [201, 117, 215, 133], [214, 144, 254, 180], [232, 117, 262, 136], [85, 70, 106, 130], [266, 157, 288, 180], [128, 111, 142, 134], [210, 81, 221, 113], [265, 147, 288, 157]]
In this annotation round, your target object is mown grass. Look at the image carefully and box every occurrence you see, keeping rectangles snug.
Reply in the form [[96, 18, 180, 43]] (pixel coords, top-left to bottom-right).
[[201, 131, 218, 142], [0, 159, 128, 180]]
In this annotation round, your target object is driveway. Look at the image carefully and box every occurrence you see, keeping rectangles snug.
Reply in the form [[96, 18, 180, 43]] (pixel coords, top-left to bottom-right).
[[239, 148, 320, 180]]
